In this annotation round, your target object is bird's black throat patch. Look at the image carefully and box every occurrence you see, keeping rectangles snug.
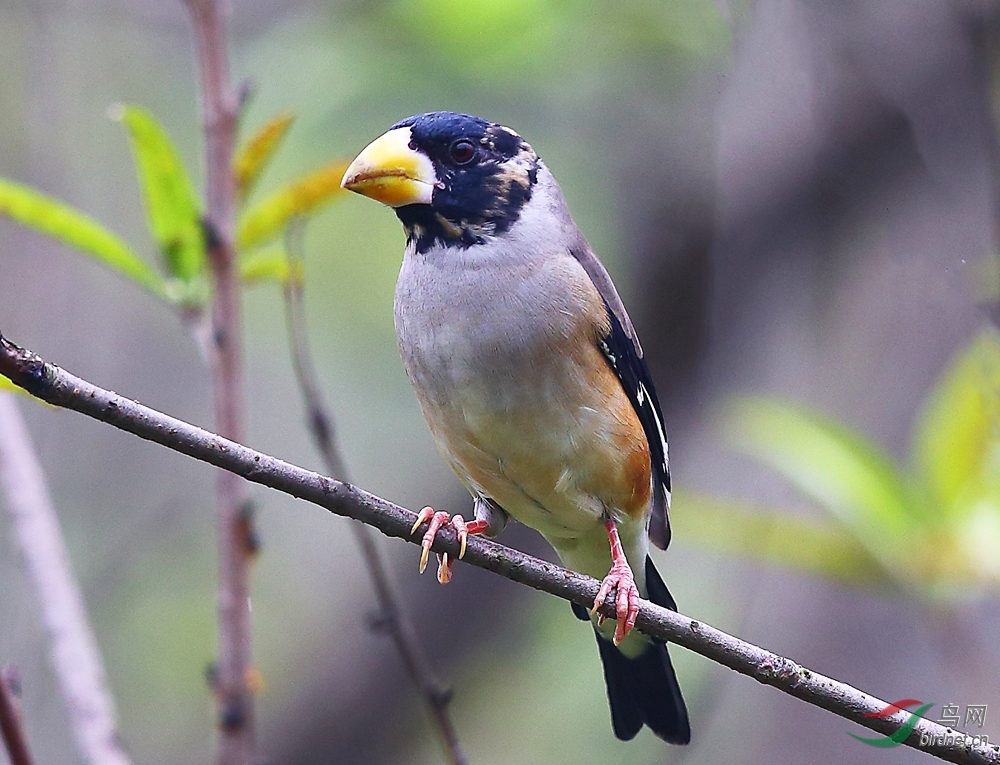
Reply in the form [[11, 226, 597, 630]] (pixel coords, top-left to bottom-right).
[[391, 112, 539, 254]]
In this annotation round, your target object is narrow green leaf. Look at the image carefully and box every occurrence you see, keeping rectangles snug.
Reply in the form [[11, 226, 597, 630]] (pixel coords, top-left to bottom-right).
[[239, 248, 295, 286], [672, 491, 890, 588], [724, 396, 913, 561], [234, 112, 295, 203], [914, 328, 1000, 513], [113, 104, 205, 284], [0, 177, 165, 296], [237, 161, 349, 250]]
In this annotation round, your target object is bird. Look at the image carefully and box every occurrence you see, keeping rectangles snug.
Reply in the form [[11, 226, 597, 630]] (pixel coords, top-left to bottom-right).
[[340, 111, 690, 745]]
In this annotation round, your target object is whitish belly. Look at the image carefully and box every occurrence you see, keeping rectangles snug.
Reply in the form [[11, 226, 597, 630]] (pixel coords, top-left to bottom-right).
[[394, 249, 650, 547], [406, 324, 648, 547]]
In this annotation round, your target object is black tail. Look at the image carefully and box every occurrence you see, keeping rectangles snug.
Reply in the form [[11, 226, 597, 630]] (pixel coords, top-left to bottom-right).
[[573, 557, 690, 744]]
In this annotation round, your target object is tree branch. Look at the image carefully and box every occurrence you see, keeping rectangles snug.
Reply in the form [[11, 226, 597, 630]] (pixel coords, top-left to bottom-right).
[[1, 334, 998, 765], [0, 393, 131, 765], [282, 226, 467, 765], [182, 1, 254, 762], [0, 668, 34, 765]]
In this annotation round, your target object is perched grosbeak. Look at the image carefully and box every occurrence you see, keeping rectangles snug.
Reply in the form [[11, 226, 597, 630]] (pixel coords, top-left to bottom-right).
[[342, 112, 690, 744]]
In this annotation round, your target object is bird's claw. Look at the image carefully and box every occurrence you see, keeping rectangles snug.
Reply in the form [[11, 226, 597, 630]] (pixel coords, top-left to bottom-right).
[[437, 552, 453, 584], [410, 507, 473, 584], [591, 561, 641, 645], [452, 515, 470, 559]]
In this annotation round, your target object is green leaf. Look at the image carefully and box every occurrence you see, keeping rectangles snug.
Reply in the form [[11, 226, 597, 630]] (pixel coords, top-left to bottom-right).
[[672, 491, 889, 588], [0, 376, 21, 394], [914, 328, 1000, 514], [0, 177, 165, 296], [234, 112, 295, 203], [239, 248, 300, 286], [113, 104, 205, 285], [237, 160, 349, 250], [724, 396, 913, 561]]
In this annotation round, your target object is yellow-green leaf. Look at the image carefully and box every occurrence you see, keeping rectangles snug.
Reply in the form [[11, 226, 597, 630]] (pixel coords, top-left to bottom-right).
[[0, 177, 164, 296], [239, 248, 297, 286], [724, 396, 912, 561], [0, 376, 20, 394], [113, 104, 205, 284], [234, 112, 295, 203], [914, 328, 1000, 514], [237, 161, 349, 250], [672, 491, 889, 588]]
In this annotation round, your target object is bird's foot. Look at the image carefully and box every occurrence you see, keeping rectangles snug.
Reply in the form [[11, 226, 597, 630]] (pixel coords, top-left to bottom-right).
[[410, 507, 489, 584], [591, 561, 640, 645], [591, 517, 640, 645]]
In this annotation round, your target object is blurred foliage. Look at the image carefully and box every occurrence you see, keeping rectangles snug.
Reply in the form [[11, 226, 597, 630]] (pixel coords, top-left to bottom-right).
[[671, 491, 887, 588], [723, 327, 1000, 601], [0, 177, 165, 297], [0, 103, 350, 312], [389, 0, 731, 87]]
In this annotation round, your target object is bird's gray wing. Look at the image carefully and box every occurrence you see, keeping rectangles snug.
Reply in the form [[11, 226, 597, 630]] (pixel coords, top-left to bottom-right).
[[570, 244, 672, 550], [570, 243, 641, 352]]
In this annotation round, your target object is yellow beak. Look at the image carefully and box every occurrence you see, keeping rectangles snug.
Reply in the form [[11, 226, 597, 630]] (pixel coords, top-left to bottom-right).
[[340, 127, 437, 207]]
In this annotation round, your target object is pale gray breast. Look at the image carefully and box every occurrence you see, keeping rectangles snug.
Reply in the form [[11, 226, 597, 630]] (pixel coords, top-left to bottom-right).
[[394, 243, 590, 417]]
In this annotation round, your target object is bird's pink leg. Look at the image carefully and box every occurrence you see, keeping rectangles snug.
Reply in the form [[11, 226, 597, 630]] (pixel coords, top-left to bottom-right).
[[590, 517, 641, 645], [410, 507, 490, 584]]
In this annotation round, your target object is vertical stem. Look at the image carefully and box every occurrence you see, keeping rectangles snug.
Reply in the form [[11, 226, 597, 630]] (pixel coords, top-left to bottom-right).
[[0, 393, 131, 765], [183, 2, 254, 763], [349, 524, 467, 765], [282, 227, 467, 764]]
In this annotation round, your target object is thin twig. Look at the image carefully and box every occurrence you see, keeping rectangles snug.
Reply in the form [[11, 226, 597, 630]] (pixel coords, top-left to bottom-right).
[[2, 338, 999, 765], [0, 392, 131, 765], [182, 1, 254, 762], [282, 223, 467, 765], [0, 668, 34, 765]]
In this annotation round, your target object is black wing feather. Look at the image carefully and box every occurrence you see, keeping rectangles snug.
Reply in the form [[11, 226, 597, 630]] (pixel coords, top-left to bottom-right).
[[597, 298, 672, 549]]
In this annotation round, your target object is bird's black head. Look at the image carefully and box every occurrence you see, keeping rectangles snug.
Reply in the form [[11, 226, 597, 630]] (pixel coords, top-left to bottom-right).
[[342, 112, 540, 254]]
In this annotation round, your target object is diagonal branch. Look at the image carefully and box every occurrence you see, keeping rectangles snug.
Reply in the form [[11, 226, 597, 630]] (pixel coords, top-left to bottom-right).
[[1, 333, 998, 765], [282, 225, 467, 765], [0, 393, 131, 765]]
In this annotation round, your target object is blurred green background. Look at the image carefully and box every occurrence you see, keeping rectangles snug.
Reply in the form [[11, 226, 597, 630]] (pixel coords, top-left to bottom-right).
[[1, 0, 999, 763]]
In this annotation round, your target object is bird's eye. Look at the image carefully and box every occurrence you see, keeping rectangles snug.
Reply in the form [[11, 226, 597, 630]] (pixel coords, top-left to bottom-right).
[[449, 139, 476, 165]]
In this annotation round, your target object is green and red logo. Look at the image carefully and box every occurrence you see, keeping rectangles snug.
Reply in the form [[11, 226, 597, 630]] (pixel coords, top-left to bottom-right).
[[849, 699, 933, 748]]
